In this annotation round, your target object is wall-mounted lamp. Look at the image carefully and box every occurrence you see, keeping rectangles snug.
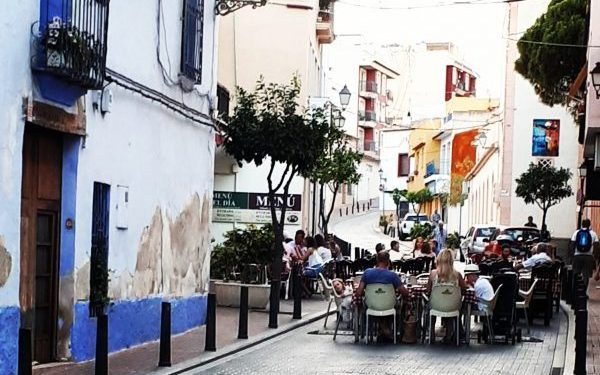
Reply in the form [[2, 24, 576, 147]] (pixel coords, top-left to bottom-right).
[[590, 62, 600, 99]]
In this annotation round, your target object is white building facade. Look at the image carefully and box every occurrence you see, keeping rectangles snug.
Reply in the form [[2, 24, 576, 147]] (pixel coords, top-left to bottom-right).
[[0, 0, 217, 371]]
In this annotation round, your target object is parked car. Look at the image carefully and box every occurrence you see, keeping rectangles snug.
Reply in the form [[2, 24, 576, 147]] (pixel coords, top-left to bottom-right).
[[460, 224, 497, 255], [483, 226, 541, 257], [398, 213, 431, 240]]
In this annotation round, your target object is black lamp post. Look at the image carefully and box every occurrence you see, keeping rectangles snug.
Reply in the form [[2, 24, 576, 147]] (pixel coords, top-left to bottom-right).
[[578, 162, 588, 227]]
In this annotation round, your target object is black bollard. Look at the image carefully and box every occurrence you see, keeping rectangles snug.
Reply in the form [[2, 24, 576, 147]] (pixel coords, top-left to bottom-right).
[[95, 313, 108, 375], [566, 268, 573, 306], [238, 286, 249, 339], [18, 328, 32, 375], [354, 247, 360, 260], [293, 265, 302, 319], [574, 282, 588, 375], [361, 248, 365, 258], [205, 293, 217, 352], [158, 302, 172, 367]]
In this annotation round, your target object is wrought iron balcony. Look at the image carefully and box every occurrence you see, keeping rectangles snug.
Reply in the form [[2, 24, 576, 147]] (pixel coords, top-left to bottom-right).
[[358, 110, 377, 122], [364, 140, 379, 153], [32, 0, 110, 91], [425, 161, 439, 178], [360, 80, 379, 94]]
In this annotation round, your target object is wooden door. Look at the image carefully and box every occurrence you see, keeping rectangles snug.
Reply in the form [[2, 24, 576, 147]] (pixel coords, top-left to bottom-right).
[[20, 124, 62, 364]]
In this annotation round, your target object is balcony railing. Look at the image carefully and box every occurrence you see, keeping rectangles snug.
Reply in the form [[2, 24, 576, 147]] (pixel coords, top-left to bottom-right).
[[364, 140, 379, 152], [359, 110, 377, 122], [217, 85, 230, 123], [32, 0, 110, 90], [360, 80, 379, 94], [425, 161, 438, 177]]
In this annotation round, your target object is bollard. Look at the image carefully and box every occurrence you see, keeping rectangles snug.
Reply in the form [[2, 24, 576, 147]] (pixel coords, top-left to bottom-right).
[[95, 313, 108, 375], [574, 280, 588, 375], [361, 248, 365, 258], [293, 265, 302, 319], [354, 247, 360, 261], [566, 268, 574, 306], [18, 328, 32, 375], [238, 286, 249, 339], [158, 302, 172, 367], [205, 293, 217, 352], [346, 207, 349, 215]]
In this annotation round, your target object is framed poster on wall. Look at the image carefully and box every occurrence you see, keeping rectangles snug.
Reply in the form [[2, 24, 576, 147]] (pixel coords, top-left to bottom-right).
[[532, 119, 560, 157]]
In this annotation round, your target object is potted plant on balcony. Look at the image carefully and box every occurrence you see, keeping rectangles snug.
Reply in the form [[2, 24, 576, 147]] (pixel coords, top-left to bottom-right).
[[210, 224, 274, 309]]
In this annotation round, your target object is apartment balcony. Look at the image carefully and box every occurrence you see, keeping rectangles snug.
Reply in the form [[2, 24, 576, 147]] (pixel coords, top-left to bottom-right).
[[316, 4, 334, 44], [31, 0, 110, 106], [359, 80, 379, 99], [425, 161, 438, 178], [424, 173, 450, 195]]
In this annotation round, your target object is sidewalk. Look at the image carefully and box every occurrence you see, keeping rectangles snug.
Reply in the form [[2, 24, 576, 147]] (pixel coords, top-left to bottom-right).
[[34, 298, 329, 375], [588, 278, 600, 374]]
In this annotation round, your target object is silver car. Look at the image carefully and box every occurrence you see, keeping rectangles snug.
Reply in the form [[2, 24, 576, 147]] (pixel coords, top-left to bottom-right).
[[461, 225, 497, 255]]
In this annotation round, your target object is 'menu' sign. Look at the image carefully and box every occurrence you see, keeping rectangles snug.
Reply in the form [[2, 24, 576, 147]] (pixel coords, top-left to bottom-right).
[[212, 191, 302, 224]]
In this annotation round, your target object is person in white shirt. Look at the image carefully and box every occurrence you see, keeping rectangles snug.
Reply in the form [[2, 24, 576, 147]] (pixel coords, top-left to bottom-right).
[[464, 264, 494, 311], [302, 236, 324, 278], [315, 234, 332, 262], [388, 240, 403, 262], [515, 243, 552, 271], [570, 219, 600, 289], [284, 230, 307, 265]]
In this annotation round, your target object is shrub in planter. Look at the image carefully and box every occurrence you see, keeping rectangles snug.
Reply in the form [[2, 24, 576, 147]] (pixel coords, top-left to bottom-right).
[[211, 224, 274, 283], [446, 232, 461, 250], [410, 223, 433, 240]]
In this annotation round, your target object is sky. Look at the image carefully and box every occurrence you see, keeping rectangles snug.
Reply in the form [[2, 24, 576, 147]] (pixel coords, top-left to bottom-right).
[[333, 0, 511, 99]]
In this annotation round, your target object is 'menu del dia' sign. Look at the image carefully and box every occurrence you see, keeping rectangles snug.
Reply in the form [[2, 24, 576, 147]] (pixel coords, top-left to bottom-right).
[[212, 191, 302, 224]]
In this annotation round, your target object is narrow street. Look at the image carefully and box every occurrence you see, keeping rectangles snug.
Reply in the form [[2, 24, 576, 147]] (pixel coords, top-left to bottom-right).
[[332, 212, 413, 257], [185, 315, 565, 375]]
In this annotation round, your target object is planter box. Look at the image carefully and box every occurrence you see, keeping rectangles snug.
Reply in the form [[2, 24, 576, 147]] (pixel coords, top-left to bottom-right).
[[212, 280, 271, 309]]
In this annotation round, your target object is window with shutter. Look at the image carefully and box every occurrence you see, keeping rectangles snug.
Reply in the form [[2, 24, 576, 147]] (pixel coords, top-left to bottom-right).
[[181, 0, 204, 84]]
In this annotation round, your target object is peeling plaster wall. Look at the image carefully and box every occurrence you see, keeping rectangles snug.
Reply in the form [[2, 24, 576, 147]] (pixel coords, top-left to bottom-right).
[[0, 2, 39, 373]]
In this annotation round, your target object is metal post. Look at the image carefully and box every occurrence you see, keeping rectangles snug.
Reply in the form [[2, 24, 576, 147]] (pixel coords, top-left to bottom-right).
[[18, 328, 32, 375], [293, 265, 302, 319], [574, 275, 588, 375], [238, 286, 249, 339], [566, 268, 574, 306], [95, 313, 108, 375], [158, 302, 172, 367], [205, 293, 217, 352], [354, 247, 360, 261]]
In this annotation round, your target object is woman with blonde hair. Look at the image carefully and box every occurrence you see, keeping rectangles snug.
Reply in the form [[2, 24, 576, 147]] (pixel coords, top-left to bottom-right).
[[426, 249, 467, 343]]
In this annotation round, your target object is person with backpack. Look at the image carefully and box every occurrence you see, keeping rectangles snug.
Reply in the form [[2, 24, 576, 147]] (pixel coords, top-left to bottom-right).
[[571, 219, 599, 290]]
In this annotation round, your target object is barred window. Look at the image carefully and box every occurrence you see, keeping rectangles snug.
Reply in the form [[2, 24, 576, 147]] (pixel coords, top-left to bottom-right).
[[181, 0, 204, 84]]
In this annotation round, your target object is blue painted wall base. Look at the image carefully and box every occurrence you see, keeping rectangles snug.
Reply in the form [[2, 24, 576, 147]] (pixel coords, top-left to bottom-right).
[[71, 295, 207, 362], [0, 306, 20, 375]]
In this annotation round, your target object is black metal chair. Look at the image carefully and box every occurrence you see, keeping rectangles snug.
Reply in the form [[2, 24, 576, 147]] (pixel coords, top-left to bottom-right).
[[402, 258, 425, 276], [353, 258, 369, 274], [531, 262, 558, 326], [335, 259, 353, 280], [422, 257, 435, 272], [391, 260, 404, 272]]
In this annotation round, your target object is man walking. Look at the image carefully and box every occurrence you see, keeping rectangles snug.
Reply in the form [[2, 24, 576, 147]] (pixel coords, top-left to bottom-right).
[[433, 220, 447, 254], [432, 210, 441, 224], [571, 219, 599, 290]]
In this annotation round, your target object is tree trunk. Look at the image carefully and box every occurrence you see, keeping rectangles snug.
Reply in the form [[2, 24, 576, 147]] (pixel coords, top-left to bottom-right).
[[541, 207, 548, 240]]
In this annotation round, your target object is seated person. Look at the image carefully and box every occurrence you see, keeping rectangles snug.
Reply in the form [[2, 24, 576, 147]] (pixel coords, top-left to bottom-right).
[[464, 264, 494, 311], [315, 234, 333, 262], [500, 244, 513, 262], [355, 251, 409, 297], [515, 243, 552, 271], [415, 241, 436, 258], [332, 279, 353, 322], [354, 251, 409, 340], [329, 239, 344, 261], [302, 236, 324, 278], [413, 237, 424, 258], [428, 239, 438, 255], [389, 240, 403, 262], [375, 243, 386, 254]]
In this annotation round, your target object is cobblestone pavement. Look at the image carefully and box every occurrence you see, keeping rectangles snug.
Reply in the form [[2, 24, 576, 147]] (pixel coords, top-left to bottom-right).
[[188, 314, 565, 375], [332, 212, 413, 257]]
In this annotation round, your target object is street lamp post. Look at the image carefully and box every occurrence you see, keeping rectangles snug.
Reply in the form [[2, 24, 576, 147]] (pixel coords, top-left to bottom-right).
[[578, 162, 588, 228], [378, 168, 386, 216]]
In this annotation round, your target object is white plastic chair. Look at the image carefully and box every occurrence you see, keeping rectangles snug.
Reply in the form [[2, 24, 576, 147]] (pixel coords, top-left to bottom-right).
[[318, 273, 335, 328], [364, 283, 398, 344], [427, 283, 462, 346], [471, 284, 503, 344], [516, 279, 538, 334]]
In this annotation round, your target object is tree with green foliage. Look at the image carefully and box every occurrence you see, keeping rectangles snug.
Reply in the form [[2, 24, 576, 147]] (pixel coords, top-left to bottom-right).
[[309, 123, 362, 236], [515, 162, 573, 233], [222, 77, 332, 328], [515, 0, 587, 108], [404, 189, 434, 222]]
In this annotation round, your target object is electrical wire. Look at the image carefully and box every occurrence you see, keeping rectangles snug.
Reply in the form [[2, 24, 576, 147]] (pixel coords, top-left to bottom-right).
[[505, 36, 600, 48], [337, 0, 527, 11]]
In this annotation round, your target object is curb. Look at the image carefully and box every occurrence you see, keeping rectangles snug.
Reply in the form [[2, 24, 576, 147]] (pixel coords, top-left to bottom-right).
[[559, 301, 576, 375], [149, 308, 334, 375]]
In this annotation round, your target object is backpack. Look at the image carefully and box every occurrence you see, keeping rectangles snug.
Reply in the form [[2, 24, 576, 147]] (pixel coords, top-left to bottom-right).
[[575, 229, 593, 253]]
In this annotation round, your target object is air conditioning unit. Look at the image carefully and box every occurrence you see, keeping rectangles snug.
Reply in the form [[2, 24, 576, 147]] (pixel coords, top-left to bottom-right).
[[595, 134, 600, 170]]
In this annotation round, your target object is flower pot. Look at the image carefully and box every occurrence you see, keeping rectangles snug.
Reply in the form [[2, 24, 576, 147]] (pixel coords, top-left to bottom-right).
[[212, 280, 271, 309]]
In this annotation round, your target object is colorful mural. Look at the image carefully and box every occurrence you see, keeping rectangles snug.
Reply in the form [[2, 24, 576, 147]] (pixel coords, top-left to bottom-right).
[[532, 119, 560, 157], [450, 130, 478, 205]]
